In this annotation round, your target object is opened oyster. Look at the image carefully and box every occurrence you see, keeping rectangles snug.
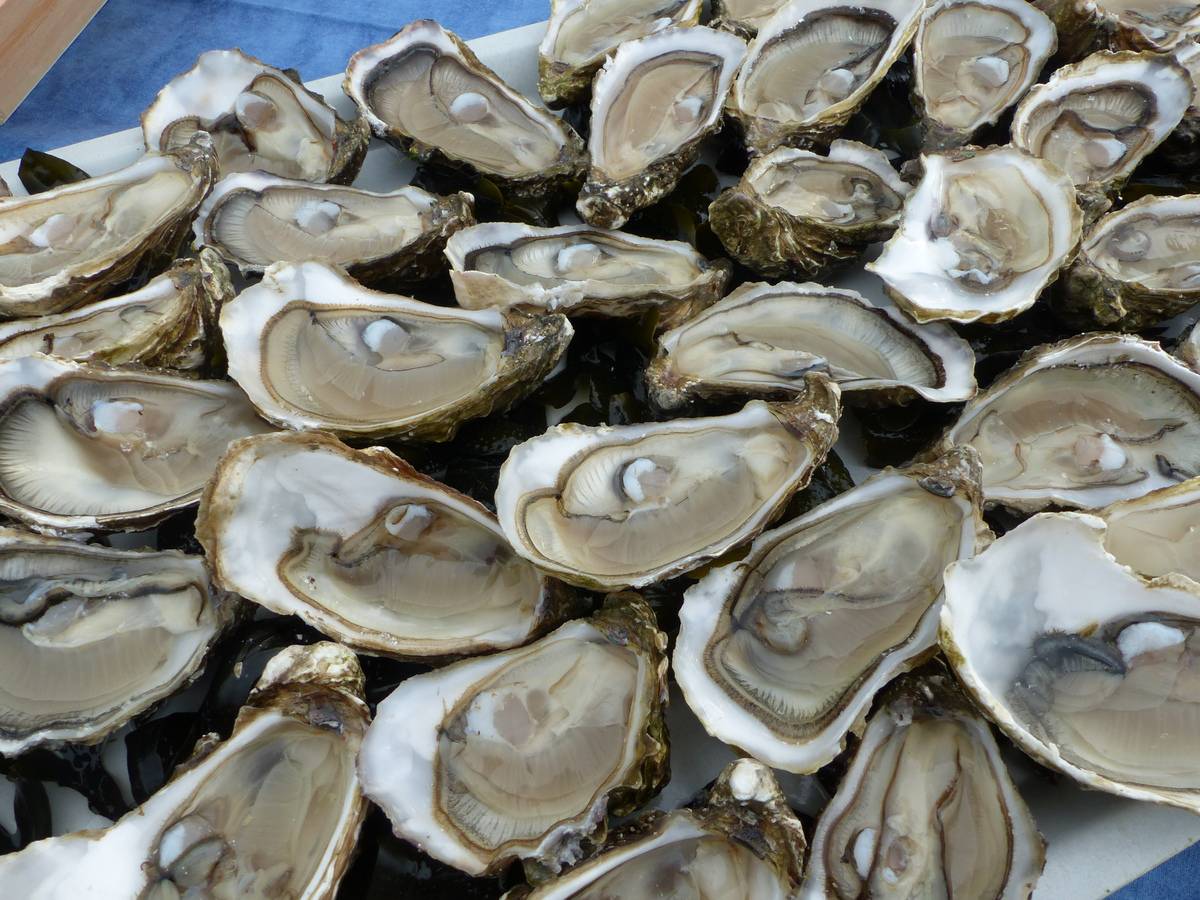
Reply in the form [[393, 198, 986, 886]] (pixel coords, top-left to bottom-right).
[[0, 355, 270, 533], [1041, 0, 1200, 55], [646, 281, 976, 409], [727, 0, 924, 154], [359, 594, 668, 876], [344, 20, 587, 199], [674, 449, 987, 773], [868, 145, 1082, 323], [538, 0, 703, 107], [799, 674, 1045, 898], [142, 48, 368, 183], [1097, 477, 1200, 583], [0, 642, 369, 897], [913, 0, 1057, 149], [0, 139, 215, 319], [445, 221, 730, 318], [221, 261, 570, 441], [937, 333, 1200, 511], [711, 0, 790, 36], [709, 140, 909, 278], [496, 376, 841, 590], [505, 758, 806, 899], [942, 512, 1200, 812]]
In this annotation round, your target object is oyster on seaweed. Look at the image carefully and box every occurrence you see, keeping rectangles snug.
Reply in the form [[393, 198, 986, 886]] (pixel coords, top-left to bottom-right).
[[708, 140, 909, 278], [0, 642, 369, 898], [358, 593, 669, 877], [141, 48, 369, 183], [1097, 476, 1200, 583], [711, 0, 791, 36], [577, 26, 747, 229]]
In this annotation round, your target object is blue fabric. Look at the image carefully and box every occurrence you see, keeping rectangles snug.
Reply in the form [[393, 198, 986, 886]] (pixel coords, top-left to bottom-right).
[[1113, 843, 1200, 899]]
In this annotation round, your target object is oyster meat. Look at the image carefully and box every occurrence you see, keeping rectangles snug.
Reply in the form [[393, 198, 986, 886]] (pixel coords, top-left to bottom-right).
[[711, 0, 791, 36], [221, 261, 571, 440], [1098, 477, 1200, 583]]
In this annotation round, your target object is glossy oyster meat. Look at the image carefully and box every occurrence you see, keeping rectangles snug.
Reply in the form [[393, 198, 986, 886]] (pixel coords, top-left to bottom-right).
[[538, 0, 703, 107], [709, 140, 908, 278], [344, 20, 587, 198], [142, 48, 368, 183], [359, 594, 669, 876], [727, 0, 924, 155], [505, 758, 806, 899], [445, 222, 730, 318], [0, 642, 369, 898], [198, 431, 576, 660], [938, 334, 1200, 511], [1096, 477, 1200, 582], [0, 528, 235, 755], [942, 512, 1200, 812], [0, 140, 215, 318], [674, 449, 987, 773], [868, 145, 1082, 324], [577, 27, 746, 229], [645, 281, 976, 409], [711, 0, 791, 36], [913, 0, 1056, 149], [0, 355, 270, 533], [799, 674, 1045, 899], [497, 377, 841, 590]]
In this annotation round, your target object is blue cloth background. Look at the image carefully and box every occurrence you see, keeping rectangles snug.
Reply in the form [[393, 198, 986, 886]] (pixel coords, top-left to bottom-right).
[[0, 2, 1197, 896]]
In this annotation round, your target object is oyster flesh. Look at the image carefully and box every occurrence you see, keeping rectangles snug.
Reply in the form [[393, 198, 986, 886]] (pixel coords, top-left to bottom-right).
[[1097, 476, 1200, 583], [577, 27, 746, 229], [221, 261, 571, 440], [358, 593, 669, 876], [711, 0, 791, 36]]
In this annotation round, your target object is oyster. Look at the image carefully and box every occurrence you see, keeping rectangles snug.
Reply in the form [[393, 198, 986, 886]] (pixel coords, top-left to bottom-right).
[[0, 139, 215, 319], [726, 0, 924, 155], [1097, 477, 1200, 583], [0, 355, 270, 533], [538, 0, 704, 107], [711, 0, 791, 36], [0, 528, 235, 755], [577, 27, 746, 229], [645, 281, 977, 409], [358, 593, 669, 876], [505, 758, 806, 899], [709, 140, 909, 278], [1178, 317, 1200, 369], [867, 145, 1082, 324], [674, 449, 987, 773], [445, 222, 730, 318], [1040, 0, 1200, 55], [937, 333, 1200, 511], [495, 376, 841, 590], [220, 261, 571, 441], [1172, 39, 1200, 149], [193, 171, 475, 284], [0, 642, 369, 897], [198, 431, 576, 660], [141, 48, 368, 183], [942, 511, 1200, 812], [344, 20, 587, 199], [798, 674, 1045, 899], [913, 0, 1057, 149]]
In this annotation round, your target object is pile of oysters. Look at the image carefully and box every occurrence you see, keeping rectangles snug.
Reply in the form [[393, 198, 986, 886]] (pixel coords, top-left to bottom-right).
[[2, 0, 1200, 895]]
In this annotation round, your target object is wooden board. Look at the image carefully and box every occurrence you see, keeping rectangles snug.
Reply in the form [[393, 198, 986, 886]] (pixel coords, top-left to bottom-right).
[[0, 0, 107, 122]]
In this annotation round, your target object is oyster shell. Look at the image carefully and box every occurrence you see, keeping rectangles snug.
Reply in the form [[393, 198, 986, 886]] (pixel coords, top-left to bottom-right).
[[726, 0, 924, 154], [1097, 477, 1200, 583], [937, 333, 1200, 512], [798, 674, 1045, 898], [538, 0, 704, 107], [141, 48, 368, 183], [358, 593, 669, 876], [0, 355, 270, 533], [645, 281, 977, 409], [913, 0, 1057, 149], [711, 0, 791, 36], [0, 139, 215, 319], [197, 430, 576, 660], [709, 140, 909, 278], [344, 20, 587, 199], [867, 145, 1082, 324], [495, 376, 841, 590], [0, 642, 369, 897], [1178, 317, 1200, 369], [1040, 0, 1200, 55], [0, 527, 236, 755], [941, 511, 1200, 812], [1171, 39, 1200, 149], [445, 221, 730, 318], [220, 261, 571, 441], [674, 449, 988, 773], [577, 27, 747, 229]]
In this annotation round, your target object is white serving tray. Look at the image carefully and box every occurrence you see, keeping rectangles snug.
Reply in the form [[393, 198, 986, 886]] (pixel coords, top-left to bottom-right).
[[2, 20, 1198, 898]]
